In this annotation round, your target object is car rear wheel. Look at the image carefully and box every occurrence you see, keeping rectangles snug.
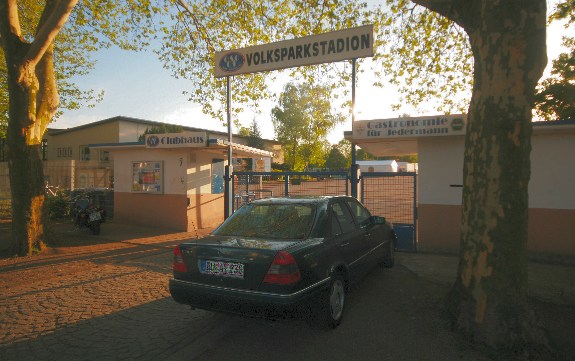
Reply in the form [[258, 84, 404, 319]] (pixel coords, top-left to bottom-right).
[[382, 233, 395, 268], [316, 275, 346, 328]]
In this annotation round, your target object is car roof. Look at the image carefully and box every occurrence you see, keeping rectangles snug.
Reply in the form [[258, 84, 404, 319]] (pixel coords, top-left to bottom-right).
[[250, 195, 353, 205]]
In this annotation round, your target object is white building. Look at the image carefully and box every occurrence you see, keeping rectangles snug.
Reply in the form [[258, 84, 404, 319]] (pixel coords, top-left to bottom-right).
[[347, 115, 575, 258], [356, 160, 398, 173]]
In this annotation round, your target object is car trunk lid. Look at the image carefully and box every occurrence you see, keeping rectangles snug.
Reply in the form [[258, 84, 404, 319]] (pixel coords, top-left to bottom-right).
[[177, 235, 301, 289]]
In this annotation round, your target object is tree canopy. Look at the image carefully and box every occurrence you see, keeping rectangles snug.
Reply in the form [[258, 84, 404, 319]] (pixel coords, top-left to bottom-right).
[[534, 0, 575, 120], [137, 124, 184, 142], [271, 83, 343, 171], [155, 0, 375, 126], [324, 145, 349, 170], [153, 0, 479, 124], [0, 1, 167, 131]]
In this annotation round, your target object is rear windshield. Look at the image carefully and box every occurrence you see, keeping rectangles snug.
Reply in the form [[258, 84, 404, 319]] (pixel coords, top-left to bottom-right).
[[213, 203, 316, 239]]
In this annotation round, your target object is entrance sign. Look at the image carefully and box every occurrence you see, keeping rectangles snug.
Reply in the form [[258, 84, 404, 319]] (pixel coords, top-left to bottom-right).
[[353, 114, 467, 140], [215, 25, 374, 78], [145, 132, 207, 148]]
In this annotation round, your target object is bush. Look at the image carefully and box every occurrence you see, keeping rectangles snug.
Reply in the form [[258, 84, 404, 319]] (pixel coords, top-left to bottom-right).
[[45, 191, 71, 219]]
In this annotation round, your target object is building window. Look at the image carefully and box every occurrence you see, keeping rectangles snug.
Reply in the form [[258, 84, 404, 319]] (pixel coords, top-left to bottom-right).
[[80, 145, 90, 161], [99, 150, 110, 162], [132, 161, 163, 193], [56, 147, 73, 158]]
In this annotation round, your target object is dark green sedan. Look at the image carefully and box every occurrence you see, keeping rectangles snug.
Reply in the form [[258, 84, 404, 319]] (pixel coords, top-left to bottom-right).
[[169, 196, 395, 328]]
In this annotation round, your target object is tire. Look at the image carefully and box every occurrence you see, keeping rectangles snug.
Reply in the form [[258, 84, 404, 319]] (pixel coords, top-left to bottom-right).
[[90, 221, 101, 235], [382, 233, 395, 268], [316, 275, 346, 329]]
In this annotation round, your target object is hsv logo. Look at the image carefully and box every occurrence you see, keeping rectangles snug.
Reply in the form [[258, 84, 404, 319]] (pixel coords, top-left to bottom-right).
[[147, 135, 160, 147], [219, 52, 244, 72], [451, 117, 464, 131]]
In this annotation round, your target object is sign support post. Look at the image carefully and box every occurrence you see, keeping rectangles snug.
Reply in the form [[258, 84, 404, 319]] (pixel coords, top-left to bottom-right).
[[350, 58, 359, 199], [224, 76, 233, 219]]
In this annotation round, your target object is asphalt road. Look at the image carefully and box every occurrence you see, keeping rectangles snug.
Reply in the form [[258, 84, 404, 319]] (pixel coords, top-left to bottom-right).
[[0, 229, 493, 361]]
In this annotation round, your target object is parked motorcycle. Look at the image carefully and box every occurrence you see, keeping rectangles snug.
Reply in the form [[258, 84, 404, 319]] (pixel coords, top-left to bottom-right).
[[71, 195, 106, 235]]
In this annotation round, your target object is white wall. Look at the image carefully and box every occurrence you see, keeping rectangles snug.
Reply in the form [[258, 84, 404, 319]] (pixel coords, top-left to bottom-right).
[[186, 149, 229, 195], [417, 130, 575, 210], [113, 148, 188, 195], [530, 132, 575, 209], [417, 136, 465, 205]]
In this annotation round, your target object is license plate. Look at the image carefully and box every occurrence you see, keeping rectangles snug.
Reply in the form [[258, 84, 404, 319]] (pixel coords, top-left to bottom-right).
[[89, 212, 101, 221], [200, 260, 244, 278]]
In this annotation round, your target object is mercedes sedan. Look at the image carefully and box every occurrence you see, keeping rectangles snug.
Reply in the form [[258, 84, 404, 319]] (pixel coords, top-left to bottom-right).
[[169, 196, 395, 328]]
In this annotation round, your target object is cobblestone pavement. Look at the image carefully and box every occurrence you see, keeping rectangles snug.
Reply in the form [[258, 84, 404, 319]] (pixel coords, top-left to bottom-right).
[[1, 223, 573, 361], [0, 224, 246, 361]]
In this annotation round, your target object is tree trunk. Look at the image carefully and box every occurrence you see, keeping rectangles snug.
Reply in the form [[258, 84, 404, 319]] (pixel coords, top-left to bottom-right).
[[446, 1, 550, 355], [1, 0, 64, 256], [4, 46, 52, 256], [7, 122, 46, 256]]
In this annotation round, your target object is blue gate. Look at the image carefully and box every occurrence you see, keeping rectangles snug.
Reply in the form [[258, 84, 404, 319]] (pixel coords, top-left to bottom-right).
[[361, 172, 417, 252]]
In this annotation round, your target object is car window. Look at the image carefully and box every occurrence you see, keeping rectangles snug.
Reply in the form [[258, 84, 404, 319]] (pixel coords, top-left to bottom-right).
[[331, 202, 357, 234], [213, 203, 315, 239], [310, 208, 329, 238], [330, 210, 343, 236], [346, 199, 372, 228]]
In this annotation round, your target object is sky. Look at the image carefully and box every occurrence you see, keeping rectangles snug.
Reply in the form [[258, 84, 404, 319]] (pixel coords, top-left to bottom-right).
[[52, 7, 569, 144]]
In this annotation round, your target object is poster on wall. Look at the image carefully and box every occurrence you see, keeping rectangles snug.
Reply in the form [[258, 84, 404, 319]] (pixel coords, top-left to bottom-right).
[[211, 159, 224, 194], [132, 161, 163, 193]]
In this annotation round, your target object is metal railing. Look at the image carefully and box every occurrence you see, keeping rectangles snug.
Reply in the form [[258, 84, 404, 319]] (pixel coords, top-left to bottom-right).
[[232, 171, 349, 211]]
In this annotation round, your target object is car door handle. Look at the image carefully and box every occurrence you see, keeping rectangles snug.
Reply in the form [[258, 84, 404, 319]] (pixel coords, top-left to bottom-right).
[[340, 242, 351, 247]]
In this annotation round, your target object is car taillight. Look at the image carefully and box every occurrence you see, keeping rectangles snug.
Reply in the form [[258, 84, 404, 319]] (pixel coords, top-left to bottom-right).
[[263, 251, 301, 285], [173, 246, 188, 273]]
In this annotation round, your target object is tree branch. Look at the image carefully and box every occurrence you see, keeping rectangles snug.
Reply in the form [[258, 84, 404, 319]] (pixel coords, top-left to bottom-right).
[[410, 0, 474, 29], [176, 0, 214, 53], [5, 0, 21, 38], [23, 0, 78, 69]]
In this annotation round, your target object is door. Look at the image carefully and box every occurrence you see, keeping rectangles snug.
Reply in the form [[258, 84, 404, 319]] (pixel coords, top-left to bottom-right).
[[330, 201, 372, 280]]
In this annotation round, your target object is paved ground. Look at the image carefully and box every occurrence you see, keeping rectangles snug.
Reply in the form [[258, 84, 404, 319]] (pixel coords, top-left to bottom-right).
[[0, 221, 573, 360]]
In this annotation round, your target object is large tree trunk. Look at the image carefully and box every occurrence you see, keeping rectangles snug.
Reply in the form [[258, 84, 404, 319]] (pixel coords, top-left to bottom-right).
[[4, 43, 53, 256], [444, 0, 549, 355], [0, 0, 74, 256]]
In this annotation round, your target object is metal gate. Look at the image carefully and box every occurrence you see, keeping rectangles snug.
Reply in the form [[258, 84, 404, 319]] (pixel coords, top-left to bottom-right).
[[232, 170, 417, 252], [233, 171, 348, 210], [361, 172, 417, 252]]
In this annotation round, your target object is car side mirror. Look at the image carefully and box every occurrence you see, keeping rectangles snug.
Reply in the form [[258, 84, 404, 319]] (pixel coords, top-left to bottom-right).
[[371, 216, 386, 225]]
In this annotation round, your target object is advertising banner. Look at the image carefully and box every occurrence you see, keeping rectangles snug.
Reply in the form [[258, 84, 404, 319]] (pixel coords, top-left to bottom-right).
[[353, 114, 467, 140]]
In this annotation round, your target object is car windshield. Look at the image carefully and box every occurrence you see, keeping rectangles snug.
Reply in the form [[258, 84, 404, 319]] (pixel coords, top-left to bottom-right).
[[213, 203, 316, 239]]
